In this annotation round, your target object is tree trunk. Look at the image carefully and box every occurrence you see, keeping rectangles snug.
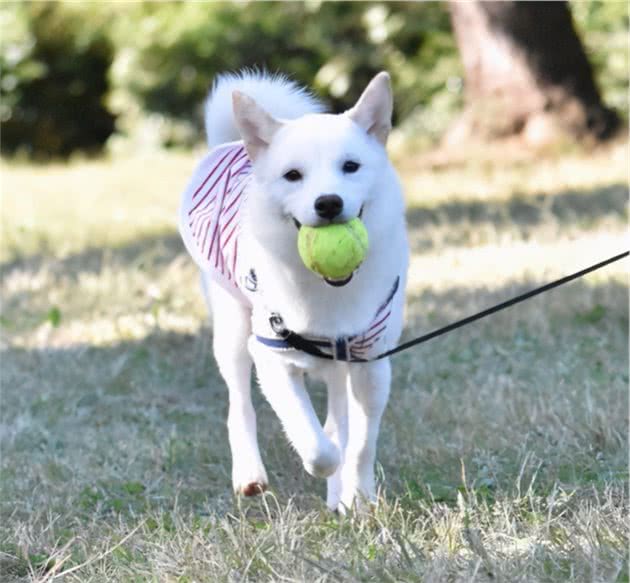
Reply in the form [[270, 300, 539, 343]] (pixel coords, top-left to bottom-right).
[[446, 0, 620, 147]]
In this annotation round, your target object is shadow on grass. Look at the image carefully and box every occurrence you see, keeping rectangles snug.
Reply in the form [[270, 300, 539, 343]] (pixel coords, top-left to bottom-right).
[[403, 272, 629, 329], [3, 277, 627, 407], [0, 230, 185, 280], [407, 183, 627, 250], [2, 276, 627, 515], [0, 231, 189, 336], [2, 183, 627, 280]]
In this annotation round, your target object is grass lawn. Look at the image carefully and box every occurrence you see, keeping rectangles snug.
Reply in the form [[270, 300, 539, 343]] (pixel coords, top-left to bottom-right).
[[1, 142, 628, 581]]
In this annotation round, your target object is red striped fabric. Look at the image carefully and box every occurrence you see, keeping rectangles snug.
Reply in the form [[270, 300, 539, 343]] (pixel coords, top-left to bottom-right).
[[348, 308, 393, 359], [179, 142, 251, 302]]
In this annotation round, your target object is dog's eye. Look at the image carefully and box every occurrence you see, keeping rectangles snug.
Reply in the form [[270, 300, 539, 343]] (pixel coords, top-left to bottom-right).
[[283, 169, 303, 182], [342, 161, 361, 174]]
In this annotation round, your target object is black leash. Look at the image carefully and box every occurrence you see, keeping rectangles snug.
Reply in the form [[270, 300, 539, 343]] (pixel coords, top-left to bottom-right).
[[375, 250, 629, 361], [276, 250, 629, 362]]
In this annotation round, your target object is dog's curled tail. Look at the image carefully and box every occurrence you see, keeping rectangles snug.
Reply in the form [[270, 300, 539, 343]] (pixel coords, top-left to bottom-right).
[[204, 70, 325, 148]]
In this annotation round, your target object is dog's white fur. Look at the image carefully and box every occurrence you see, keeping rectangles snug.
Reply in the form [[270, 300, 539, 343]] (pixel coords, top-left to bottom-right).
[[201, 71, 408, 511]]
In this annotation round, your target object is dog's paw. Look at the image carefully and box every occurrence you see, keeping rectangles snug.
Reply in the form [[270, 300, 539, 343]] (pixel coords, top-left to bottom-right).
[[337, 472, 377, 514], [237, 481, 268, 497], [303, 441, 341, 478], [335, 491, 376, 515], [233, 466, 268, 497], [326, 471, 342, 510]]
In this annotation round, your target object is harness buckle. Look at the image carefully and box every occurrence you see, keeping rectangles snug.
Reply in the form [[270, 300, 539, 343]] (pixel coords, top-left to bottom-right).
[[269, 313, 289, 339], [334, 337, 349, 361]]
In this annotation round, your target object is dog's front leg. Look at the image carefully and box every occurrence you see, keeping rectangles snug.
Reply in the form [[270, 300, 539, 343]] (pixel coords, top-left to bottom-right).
[[208, 281, 267, 496], [322, 365, 349, 510], [252, 349, 340, 479], [339, 359, 391, 512]]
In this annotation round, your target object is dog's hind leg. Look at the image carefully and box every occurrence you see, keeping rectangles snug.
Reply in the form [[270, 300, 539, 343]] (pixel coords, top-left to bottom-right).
[[321, 365, 349, 510], [205, 276, 268, 496], [339, 359, 391, 512]]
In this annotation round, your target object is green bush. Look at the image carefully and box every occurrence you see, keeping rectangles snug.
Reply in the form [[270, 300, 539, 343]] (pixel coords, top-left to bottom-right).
[[1, 1, 625, 156], [0, 2, 116, 159], [571, 0, 629, 119], [113, 1, 460, 146]]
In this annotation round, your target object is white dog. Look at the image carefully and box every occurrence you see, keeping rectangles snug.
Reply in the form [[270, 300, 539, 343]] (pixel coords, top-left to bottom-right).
[[179, 71, 408, 512]]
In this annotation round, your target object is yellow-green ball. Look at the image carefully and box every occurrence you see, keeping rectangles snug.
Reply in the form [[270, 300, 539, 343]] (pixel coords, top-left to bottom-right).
[[297, 218, 369, 280]]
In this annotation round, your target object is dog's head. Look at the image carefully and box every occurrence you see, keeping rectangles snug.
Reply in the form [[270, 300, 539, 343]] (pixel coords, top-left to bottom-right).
[[232, 73, 394, 231]]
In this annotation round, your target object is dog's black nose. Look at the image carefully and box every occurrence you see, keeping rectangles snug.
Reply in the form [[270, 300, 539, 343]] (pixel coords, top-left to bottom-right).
[[314, 194, 343, 220]]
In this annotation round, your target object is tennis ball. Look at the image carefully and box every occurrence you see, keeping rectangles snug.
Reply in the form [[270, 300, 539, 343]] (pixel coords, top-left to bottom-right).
[[297, 218, 369, 281]]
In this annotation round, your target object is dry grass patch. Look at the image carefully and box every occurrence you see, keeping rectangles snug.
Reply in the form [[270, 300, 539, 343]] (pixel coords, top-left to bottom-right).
[[1, 143, 628, 581]]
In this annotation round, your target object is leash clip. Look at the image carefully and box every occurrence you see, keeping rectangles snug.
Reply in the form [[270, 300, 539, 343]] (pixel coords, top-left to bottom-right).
[[269, 313, 289, 339]]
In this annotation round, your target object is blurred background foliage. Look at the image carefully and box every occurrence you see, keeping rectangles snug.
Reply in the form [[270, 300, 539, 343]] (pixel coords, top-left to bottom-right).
[[0, 2, 116, 158], [0, 0, 627, 159], [570, 0, 628, 120]]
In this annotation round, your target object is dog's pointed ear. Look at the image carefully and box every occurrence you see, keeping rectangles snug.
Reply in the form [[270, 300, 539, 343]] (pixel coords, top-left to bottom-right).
[[232, 91, 282, 160], [346, 72, 393, 146]]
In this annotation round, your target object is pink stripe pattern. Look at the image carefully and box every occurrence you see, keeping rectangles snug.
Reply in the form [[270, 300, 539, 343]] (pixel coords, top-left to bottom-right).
[[184, 143, 251, 292], [348, 308, 394, 360]]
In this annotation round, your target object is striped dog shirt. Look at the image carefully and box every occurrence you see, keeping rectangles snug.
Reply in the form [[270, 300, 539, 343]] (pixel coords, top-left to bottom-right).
[[179, 142, 400, 361], [179, 141, 251, 304]]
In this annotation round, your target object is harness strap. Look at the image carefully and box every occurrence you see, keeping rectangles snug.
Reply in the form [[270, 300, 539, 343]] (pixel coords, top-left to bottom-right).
[[255, 277, 400, 362], [258, 251, 629, 364]]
